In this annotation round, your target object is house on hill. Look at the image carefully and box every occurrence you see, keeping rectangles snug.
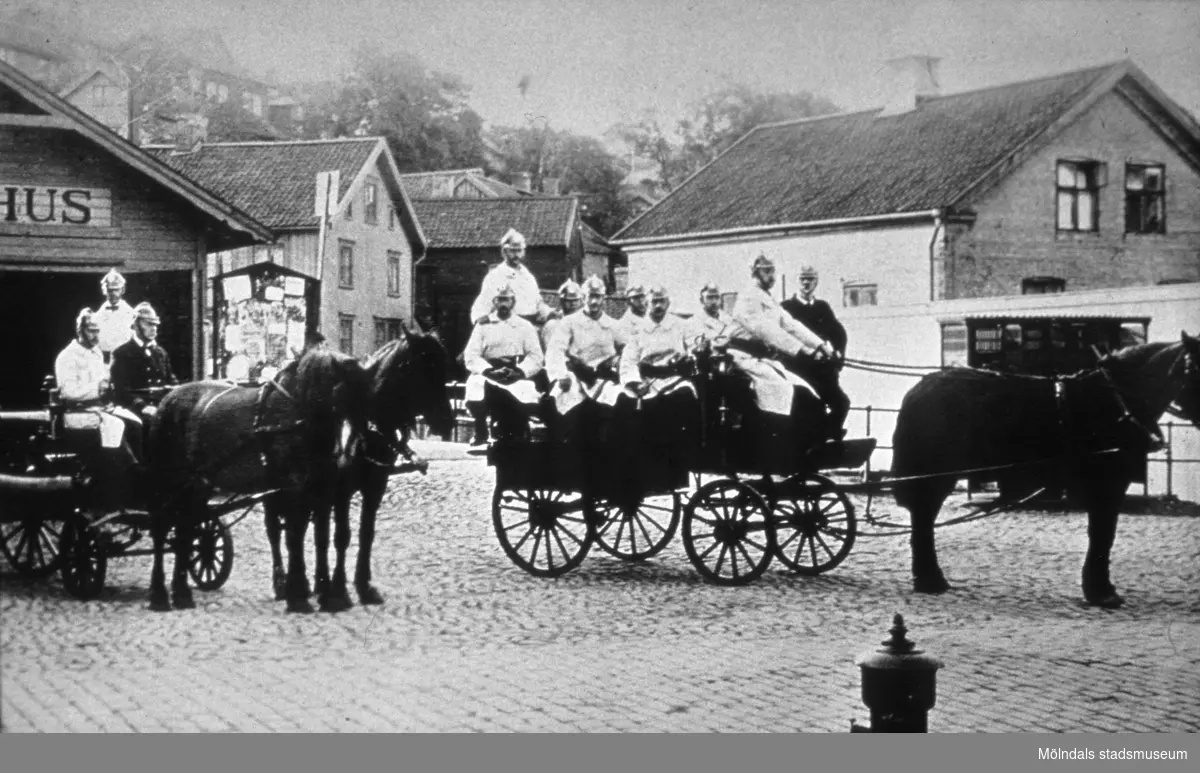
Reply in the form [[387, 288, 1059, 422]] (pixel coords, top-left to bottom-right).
[[149, 137, 425, 368]]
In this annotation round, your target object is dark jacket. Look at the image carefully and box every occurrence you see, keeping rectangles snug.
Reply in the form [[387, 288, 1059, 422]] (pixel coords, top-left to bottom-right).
[[781, 296, 847, 354], [110, 337, 177, 411]]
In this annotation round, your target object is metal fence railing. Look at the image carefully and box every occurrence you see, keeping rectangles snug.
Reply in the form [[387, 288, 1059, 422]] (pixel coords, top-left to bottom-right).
[[421, 386, 1199, 499]]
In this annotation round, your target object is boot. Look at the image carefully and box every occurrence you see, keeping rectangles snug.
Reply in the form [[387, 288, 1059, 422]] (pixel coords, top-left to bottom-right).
[[466, 402, 489, 448]]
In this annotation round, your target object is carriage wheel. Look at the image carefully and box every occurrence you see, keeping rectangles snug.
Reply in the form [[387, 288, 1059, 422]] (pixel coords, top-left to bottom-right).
[[592, 491, 681, 561], [1, 515, 66, 579], [492, 487, 593, 577], [187, 517, 234, 591], [682, 479, 775, 585], [772, 473, 856, 575], [60, 519, 107, 601]]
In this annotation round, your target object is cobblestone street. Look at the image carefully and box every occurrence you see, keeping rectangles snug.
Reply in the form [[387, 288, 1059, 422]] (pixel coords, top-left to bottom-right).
[[2, 442, 1198, 733]]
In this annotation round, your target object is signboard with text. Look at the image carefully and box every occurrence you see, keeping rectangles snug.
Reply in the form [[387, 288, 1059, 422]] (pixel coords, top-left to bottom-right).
[[1, 184, 113, 227]]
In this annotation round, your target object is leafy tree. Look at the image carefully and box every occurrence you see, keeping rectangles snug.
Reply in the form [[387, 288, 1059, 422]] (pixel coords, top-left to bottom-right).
[[303, 44, 487, 172], [612, 84, 840, 192], [486, 124, 632, 236]]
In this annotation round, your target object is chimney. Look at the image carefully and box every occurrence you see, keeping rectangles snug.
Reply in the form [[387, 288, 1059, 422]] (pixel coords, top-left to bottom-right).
[[880, 55, 941, 116], [542, 176, 561, 195], [513, 171, 532, 192]]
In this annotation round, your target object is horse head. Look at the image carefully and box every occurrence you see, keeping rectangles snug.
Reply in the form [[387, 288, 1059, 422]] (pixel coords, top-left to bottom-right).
[[294, 345, 371, 449], [367, 325, 455, 440], [1167, 331, 1200, 428]]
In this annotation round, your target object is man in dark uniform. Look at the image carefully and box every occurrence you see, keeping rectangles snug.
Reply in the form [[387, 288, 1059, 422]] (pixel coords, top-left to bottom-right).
[[110, 302, 178, 459], [780, 265, 850, 439]]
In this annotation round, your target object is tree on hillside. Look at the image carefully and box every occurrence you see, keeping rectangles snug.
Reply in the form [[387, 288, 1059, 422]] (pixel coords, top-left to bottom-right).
[[613, 83, 840, 192], [303, 44, 486, 172], [486, 124, 632, 236]]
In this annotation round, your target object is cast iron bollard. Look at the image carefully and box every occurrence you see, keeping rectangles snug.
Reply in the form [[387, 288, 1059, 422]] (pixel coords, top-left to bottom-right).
[[853, 614, 943, 732]]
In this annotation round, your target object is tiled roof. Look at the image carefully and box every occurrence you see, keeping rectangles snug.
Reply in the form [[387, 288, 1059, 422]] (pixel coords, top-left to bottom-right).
[[581, 223, 616, 256], [398, 169, 530, 199], [148, 139, 380, 229], [615, 62, 1125, 242], [412, 197, 577, 249]]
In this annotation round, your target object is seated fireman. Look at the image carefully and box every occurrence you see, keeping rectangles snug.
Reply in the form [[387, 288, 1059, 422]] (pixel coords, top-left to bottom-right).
[[463, 282, 545, 447], [728, 253, 838, 447], [616, 285, 700, 467], [109, 302, 178, 460], [545, 275, 626, 442]]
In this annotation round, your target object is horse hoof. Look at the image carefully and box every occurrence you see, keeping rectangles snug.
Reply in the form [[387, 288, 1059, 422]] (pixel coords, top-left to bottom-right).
[[173, 594, 196, 610], [286, 597, 315, 614], [1086, 592, 1124, 609], [149, 594, 171, 612], [318, 594, 353, 614], [356, 584, 385, 606], [913, 576, 951, 594]]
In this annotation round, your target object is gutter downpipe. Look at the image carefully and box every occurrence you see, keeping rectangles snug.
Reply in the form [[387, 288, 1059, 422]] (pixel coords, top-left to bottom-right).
[[929, 209, 944, 302]]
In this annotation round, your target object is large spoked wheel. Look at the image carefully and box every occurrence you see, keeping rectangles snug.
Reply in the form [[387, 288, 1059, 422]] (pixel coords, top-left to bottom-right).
[[1, 513, 66, 579], [772, 473, 856, 575], [60, 518, 107, 600], [683, 479, 775, 585], [492, 487, 593, 577], [187, 517, 234, 591], [592, 491, 681, 561]]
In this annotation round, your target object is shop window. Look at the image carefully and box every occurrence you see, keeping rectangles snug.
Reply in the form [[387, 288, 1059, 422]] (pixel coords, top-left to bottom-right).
[[387, 251, 402, 296], [338, 314, 355, 355], [338, 240, 354, 288], [364, 182, 379, 224], [1125, 164, 1165, 234], [1056, 160, 1105, 232], [843, 282, 877, 307], [1021, 276, 1066, 294]]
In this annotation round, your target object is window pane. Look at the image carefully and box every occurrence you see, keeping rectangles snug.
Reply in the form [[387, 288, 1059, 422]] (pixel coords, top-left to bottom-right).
[[1126, 167, 1144, 191], [1145, 167, 1162, 191], [1057, 192, 1075, 229], [1076, 191, 1094, 230], [1074, 167, 1090, 189], [1056, 162, 1076, 187]]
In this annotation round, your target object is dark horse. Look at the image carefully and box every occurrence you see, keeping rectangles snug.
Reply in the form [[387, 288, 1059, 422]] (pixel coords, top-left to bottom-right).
[[892, 332, 1200, 608], [148, 344, 370, 612], [264, 325, 455, 612]]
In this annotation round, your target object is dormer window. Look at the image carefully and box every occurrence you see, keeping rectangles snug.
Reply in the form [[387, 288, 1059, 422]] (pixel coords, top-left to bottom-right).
[[1056, 160, 1105, 232]]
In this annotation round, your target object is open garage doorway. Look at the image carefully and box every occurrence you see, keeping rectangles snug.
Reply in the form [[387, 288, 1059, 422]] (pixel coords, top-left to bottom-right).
[[0, 269, 193, 409]]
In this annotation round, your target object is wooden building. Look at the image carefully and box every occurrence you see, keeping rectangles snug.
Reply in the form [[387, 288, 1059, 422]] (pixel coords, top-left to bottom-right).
[[0, 59, 272, 408], [148, 137, 426, 366]]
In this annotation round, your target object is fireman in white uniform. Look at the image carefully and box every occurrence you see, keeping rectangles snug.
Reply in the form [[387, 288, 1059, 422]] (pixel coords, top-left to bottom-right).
[[616, 285, 700, 467], [614, 283, 650, 344], [690, 281, 735, 346], [545, 275, 626, 442], [94, 268, 136, 363], [469, 228, 557, 325], [462, 283, 544, 447]]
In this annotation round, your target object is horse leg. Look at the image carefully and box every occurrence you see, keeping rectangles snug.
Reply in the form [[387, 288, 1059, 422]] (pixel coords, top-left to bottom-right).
[[264, 495, 287, 601], [170, 503, 196, 610], [905, 482, 952, 594], [330, 473, 355, 610], [355, 467, 387, 605], [283, 498, 314, 614], [1081, 482, 1126, 609], [148, 513, 171, 612]]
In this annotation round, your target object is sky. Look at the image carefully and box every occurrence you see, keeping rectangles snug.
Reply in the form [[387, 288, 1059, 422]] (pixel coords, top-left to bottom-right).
[[27, 0, 1200, 141]]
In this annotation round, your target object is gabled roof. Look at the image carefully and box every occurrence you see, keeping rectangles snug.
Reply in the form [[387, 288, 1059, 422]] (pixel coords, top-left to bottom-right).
[[0, 59, 272, 251], [412, 197, 578, 249], [399, 168, 532, 199], [148, 138, 374, 228], [614, 60, 1200, 245]]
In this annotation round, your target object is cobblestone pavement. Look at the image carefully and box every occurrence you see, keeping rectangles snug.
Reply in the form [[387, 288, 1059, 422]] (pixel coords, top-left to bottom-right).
[[2, 442, 1198, 733]]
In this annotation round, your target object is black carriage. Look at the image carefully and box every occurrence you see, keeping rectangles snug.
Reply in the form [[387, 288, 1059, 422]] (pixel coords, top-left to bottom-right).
[[0, 378, 248, 599], [488, 342, 876, 584]]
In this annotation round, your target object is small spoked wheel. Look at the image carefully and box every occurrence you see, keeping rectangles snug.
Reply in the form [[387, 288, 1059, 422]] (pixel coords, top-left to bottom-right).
[[682, 479, 775, 585], [772, 473, 856, 575], [187, 517, 234, 591], [1, 514, 66, 579], [492, 487, 593, 577], [60, 518, 107, 601], [592, 491, 681, 561]]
